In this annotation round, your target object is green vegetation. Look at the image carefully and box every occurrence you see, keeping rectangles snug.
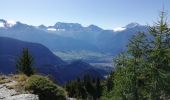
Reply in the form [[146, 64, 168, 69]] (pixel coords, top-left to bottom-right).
[[65, 75, 102, 99], [15, 48, 68, 99], [0, 75, 11, 84], [16, 48, 34, 76], [0, 74, 28, 91], [25, 75, 67, 100], [11, 74, 29, 92], [4, 10, 170, 100], [101, 11, 170, 100]]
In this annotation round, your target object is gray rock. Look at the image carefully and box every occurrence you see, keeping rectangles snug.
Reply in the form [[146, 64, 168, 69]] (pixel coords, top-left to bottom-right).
[[0, 77, 39, 100], [0, 85, 18, 99], [4, 94, 39, 100]]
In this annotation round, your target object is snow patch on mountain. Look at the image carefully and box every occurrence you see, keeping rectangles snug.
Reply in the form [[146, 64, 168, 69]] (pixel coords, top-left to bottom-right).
[[56, 29, 66, 31], [7, 20, 17, 27], [0, 22, 5, 28], [47, 28, 56, 31], [113, 23, 140, 32], [113, 27, 126, 32], [0, 19, 16, 28]]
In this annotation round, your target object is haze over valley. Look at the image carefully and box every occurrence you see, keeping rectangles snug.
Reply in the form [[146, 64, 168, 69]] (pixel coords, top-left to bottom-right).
[[0, 0, 170, 99], [0, 19, 147, 66]]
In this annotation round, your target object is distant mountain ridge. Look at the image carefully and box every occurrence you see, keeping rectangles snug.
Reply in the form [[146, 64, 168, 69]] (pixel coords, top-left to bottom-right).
[[0, 19, 148, 63], [39, 22, 103, 32], [0, 19, 147, 83]]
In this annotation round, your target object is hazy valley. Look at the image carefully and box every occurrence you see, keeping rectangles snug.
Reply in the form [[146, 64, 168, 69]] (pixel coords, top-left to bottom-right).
[[1, 2, 169, 99]]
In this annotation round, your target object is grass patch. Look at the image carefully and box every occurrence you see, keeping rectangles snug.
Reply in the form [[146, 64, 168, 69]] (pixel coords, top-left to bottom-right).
[[10, 74, 29, 93], [0, 75, 11, 84]]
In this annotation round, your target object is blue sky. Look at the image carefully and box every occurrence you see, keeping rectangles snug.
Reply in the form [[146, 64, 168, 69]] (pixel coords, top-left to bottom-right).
[[0, 0, 170, 29]]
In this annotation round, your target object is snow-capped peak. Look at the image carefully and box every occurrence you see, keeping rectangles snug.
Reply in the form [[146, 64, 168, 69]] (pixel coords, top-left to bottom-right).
[[0, 19, 17, 28], [0, 19, 5, 28], [113, 27, 126, 32], [125, 23, 140, 28], [7, 20, 16, 27]]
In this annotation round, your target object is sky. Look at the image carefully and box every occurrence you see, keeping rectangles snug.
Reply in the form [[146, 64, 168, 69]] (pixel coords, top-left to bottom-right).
[[0, 0, 170, 29]]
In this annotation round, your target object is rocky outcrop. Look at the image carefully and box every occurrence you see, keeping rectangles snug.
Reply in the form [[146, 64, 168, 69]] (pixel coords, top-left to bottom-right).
[[4, 94, 38, 100], [0, 77, 39, 100]]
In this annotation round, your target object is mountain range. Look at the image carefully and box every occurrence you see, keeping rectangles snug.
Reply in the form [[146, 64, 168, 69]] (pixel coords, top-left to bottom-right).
[[0, 19, 148, 64], [0, 19, 147, 51], [0, 19, 149, 83]]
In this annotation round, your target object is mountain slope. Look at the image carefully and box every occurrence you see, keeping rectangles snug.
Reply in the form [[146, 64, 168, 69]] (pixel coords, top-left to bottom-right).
[[56, 60, 106, 84], [96, 23, 148, 54], [0, 36, 66, 73], [0, 37, 107, 84]]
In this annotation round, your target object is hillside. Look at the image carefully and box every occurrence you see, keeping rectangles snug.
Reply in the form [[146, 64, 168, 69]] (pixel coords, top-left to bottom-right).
[[0, 36, 66, 74], [0, 37, 109, 84]]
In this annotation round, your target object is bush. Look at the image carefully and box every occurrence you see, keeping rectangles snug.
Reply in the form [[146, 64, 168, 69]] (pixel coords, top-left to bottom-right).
[[16, 74, 28, 82], [25, 75, 67, 100]]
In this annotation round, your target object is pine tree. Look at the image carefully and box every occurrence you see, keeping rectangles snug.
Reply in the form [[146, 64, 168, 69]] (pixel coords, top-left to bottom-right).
[[146, 11, 170, 99], [113, 53, 130, 100], [106, 71, 114, 92], [101, 11, 170, 100], [128, 32, 149, 100], [16, 48, 34, 76]]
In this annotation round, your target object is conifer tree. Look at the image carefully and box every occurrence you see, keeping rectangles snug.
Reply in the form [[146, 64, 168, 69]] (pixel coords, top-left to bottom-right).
[[16, 48, 34, 76], [101, 11, 170, 100], [146, 11, 170, 99]]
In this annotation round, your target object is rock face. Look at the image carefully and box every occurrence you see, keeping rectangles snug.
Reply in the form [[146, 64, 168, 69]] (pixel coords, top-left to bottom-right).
[[0, 77, 39, 100], [4, 94, 39, 100], [0, 84, 17, 99]]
